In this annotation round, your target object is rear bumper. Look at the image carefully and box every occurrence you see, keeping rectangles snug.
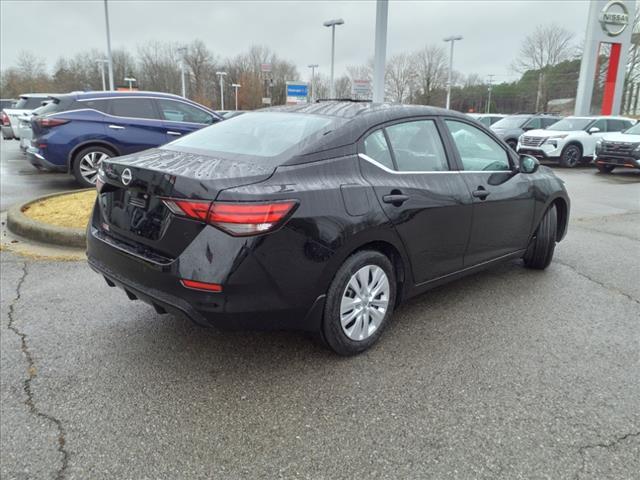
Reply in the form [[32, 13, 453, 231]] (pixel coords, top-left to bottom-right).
[[26, 147, 66, 172], [86, 222, 326, 333]]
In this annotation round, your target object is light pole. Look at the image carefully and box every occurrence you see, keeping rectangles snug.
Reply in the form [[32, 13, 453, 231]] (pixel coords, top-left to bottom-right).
[[124, 77, 136, 90], [216, 71, 228, 110], [372, 0, 388, 103], [323, 18, 344, 98], [486, 74, 495, 113], [103, 0, 115, 90], [443, 35, 463, 110], [177, 47, 187, 98], [96, 59, 108, 91], [231, 83, 241, 110], [307, 64, 318, 102]]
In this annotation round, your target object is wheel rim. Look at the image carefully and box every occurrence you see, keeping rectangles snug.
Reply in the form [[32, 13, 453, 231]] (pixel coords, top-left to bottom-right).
[[565, 147, 579, 166], [79, 151, 109, 184], [340, 265, 390, 341]]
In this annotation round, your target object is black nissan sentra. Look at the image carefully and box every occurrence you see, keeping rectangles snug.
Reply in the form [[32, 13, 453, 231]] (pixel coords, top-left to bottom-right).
[[87, 101, 570, 355]]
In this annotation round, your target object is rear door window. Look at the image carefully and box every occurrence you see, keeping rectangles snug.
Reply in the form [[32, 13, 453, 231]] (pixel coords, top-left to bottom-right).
[[80, 99, 110, 113], [109, 98, 159, 120], [385, 120, 450, 172]]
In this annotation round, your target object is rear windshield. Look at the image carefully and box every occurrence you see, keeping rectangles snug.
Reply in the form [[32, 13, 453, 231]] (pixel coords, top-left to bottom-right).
[[166, 112, 338, 158], [14, 97, 47, 110], [491, 115, 530, 129], [32, 97, 76, 116]]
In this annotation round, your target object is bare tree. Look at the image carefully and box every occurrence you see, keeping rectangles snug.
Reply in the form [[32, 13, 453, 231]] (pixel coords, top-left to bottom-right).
[[413, 44, 447, 105], [513, 24, 576, 73], [385, 53, 415, 103]]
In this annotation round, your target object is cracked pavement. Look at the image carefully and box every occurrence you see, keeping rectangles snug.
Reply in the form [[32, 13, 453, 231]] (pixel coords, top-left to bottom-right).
[[1, 140, 639, 479]]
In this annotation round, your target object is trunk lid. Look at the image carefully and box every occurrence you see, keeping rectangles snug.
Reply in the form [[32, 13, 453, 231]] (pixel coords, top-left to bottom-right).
[[97, 147, 276, 259]]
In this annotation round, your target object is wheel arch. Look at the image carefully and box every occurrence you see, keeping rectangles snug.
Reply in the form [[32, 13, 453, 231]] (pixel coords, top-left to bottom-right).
[[550, 196, 569, 242], [67, 140, 120, 171]]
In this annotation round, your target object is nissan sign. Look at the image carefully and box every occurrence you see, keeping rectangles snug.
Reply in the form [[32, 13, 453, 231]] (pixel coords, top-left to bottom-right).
[[599, 0, 629, 36]]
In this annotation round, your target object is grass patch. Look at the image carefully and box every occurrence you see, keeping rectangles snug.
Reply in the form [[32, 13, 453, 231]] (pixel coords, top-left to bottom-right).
[[22, 190, 96, 229]]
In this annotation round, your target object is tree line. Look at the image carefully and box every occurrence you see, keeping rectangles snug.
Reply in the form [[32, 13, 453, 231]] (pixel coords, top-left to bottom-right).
[[1, 22, 638, 115]]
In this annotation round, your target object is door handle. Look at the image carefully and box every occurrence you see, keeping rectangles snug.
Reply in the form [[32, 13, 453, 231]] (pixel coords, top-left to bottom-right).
[[382, 194, 409, 205], [166, 131, 182, 136], [472, 187, 490, 200], [108, 124, 125, 130]]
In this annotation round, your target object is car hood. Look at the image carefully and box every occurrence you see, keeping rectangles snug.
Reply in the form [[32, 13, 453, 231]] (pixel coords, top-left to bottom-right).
[[600, 132, 640, 143], [522, 129, 578, 138]]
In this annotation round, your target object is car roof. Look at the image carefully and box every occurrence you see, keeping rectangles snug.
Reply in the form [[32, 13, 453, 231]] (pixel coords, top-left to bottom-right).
[[69, 90, 190, 101], [565, 115, 635, 121]]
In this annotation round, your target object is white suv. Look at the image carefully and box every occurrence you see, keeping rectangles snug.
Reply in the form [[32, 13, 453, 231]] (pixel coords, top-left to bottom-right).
[[516, 116, 636, 167]]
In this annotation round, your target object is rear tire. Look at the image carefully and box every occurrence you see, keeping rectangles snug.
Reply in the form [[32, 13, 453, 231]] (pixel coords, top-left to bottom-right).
[[596, 164, 615, 173], [523, 205, 557, 270], [72, 146, 113, 188], [559, 144, 582, 168], [322, 250, 396, 356]]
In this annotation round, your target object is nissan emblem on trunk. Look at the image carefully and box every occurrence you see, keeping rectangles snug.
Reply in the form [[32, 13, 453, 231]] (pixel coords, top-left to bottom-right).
[[121, 168, 133, 186]]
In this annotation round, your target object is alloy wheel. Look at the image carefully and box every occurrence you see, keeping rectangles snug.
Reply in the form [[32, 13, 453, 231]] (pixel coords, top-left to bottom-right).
[[79, 151, 109, 184], [340, 265, 390, 341], [564, 147, 580, 167]]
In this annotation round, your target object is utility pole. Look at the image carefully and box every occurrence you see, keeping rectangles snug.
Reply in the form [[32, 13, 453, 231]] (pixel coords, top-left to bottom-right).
[[103, 0, 115, 90], [323, 19, 344, 98], [231, 83, 241, 110], [372, 0, 388, 103], [444, 35, 463, 110], [96, 59, 107, 91], [308, 64, 318, 102], [177, 47, 187, 98], [486, 74, 495, 113]]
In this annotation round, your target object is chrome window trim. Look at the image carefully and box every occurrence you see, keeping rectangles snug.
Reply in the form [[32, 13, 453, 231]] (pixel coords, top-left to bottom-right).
[[358, 153, 511, 174]]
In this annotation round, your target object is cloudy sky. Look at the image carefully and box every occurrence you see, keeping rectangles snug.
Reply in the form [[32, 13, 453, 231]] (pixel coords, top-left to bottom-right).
[[1, 0, 590, 84]]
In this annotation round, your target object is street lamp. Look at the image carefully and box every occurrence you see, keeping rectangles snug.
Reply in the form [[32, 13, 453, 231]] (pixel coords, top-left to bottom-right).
[[103, 0, 114, 90], [216, 71, 228, 110], [231, 83, 241, 110], [177, 47, 187, 98], [124, 77, 136, 90], [323, 18, 344, 98], [443, 35, 463, 110], [308, 64, 318, 102], [372, 0, 388, 103], [95, 59, 108, 91]]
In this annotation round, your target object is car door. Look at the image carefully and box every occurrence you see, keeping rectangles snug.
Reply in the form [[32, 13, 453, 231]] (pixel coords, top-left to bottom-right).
[[582, 118, 608, 156], [358, 118, 473, 284], [443, 118, 536, 266], [105, 97, 167, 154], [156, 98, 216, 141]]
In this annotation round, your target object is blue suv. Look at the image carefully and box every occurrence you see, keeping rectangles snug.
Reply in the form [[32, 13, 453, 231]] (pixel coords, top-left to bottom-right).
[[28, 91, 221, 187]]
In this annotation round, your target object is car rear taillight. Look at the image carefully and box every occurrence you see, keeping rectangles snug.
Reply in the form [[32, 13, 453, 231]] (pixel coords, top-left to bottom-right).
[[35, 117, 69, 128], [163, 199, 298, 236], [180, 279, 223, 292], [1, 111, 9, 126]]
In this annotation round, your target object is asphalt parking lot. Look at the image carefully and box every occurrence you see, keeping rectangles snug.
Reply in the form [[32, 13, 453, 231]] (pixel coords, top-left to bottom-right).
[[1, 139, 639, 479]]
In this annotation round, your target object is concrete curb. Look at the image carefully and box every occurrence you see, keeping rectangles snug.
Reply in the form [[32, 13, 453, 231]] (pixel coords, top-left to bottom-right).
[[7, 189, 92, 248]]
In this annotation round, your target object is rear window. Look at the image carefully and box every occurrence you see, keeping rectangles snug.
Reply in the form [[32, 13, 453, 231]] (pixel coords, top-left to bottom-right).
[[79, 99, 110, 113], [167, 112, 337, 158], [33, 97, 77, 116], [14, 97, 47, 109]]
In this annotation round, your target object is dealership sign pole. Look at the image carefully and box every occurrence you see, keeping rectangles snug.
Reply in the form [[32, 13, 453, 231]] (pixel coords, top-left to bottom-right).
[[575, 0, 635, 115]]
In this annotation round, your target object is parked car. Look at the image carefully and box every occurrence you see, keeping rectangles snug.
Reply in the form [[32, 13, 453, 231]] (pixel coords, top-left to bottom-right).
[[467, 113, 506, 127], [594, 121, 640, 173], [87, 101, 570, 355], [517, 116, 636, 167], [222, 110, 247, 119], [27, 91, 221, 187], [0, 99, 17, 110], [1, 93, 53, 140], [491, 113, 563, 150]]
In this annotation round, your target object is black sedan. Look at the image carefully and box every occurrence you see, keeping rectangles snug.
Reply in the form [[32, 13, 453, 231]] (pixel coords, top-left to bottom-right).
[[87, 102, 570, 355]]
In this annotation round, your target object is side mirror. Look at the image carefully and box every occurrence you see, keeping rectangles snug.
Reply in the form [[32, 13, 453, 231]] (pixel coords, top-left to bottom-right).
[[519, 154, 540, 174], [588, 127, 601, 134]]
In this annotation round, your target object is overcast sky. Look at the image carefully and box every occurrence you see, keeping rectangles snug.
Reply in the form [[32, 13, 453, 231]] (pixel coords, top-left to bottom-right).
[[1, 0, 590, 84]]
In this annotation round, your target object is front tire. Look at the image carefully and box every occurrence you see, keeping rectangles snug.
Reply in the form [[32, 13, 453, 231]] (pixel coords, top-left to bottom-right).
[[72, 146, 113, 187], [596, 164, 615, 173], [559, 144, 582, 168], [523, 205, 557, 270], [322, 250, 396, 355]]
